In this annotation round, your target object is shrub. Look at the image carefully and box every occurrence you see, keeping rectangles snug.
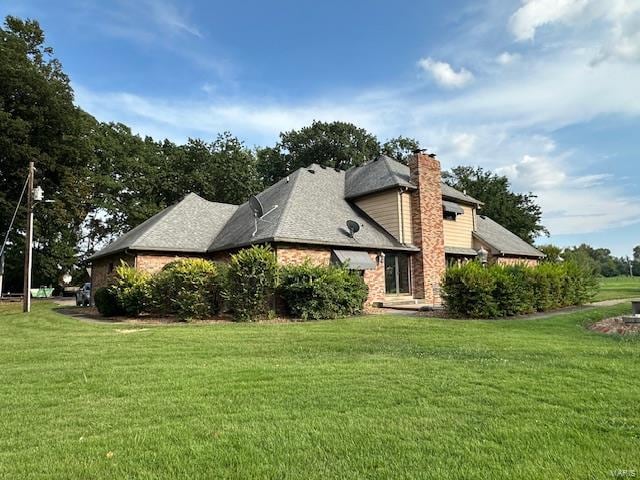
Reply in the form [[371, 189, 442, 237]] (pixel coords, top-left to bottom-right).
[[151, 258, 221, 320], [225, 246, 279, 322], [279, 262, 369, 320], [442, 262, 498, 318], [94, 286, 124, 317], [442, 260, 598, 318], [110, 262, 152, 316]]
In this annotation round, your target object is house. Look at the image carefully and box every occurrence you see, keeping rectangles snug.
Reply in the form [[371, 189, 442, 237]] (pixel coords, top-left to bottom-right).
[[89, 152, 544, 307]]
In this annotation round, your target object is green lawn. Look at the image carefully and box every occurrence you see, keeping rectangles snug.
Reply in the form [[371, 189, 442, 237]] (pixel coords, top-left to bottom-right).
[[595, 276, 640, 301], [1, 302, 639, 479]]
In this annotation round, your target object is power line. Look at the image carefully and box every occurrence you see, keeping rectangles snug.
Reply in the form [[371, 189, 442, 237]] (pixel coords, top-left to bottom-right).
[[0, 174, 30, 258]]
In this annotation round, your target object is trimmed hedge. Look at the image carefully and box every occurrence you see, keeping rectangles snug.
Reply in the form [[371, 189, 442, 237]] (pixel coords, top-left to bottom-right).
[[224, 246, 279, 322], [443, 261, 598, 318], [279, 262, 369, 320], [94, 286, 124, 317], [152, 258, 221, 320]]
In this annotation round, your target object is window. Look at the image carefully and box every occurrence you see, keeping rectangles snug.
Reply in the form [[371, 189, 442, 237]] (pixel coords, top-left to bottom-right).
[[107, 262, 114, 274], [443, 211, 457, 221]]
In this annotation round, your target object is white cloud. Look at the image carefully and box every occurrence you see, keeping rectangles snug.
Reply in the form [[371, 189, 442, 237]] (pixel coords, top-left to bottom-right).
[[496, 52, 521, 64], [417, 58, 474, 88], [592, 4, 640, 64], [451, 133, 477, 157], [509, 0, 590, 41], [497, 154, 567, 189]]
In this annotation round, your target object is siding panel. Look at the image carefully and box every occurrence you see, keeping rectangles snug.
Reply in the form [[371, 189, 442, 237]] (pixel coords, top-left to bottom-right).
[[443, 204, 475, 248], [355, 190, 401, 240]]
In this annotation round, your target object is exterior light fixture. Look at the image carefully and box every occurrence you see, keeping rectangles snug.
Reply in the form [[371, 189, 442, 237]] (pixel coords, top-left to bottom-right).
[[477, 247, 488, 267], [376, 252, 385, 265]]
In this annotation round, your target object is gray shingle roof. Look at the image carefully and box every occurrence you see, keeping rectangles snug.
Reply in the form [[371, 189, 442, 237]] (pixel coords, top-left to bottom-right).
[[473, 215, 545, 258], [211, 164, 416, 252], [345, 155, 415, 199], [88, 193, 238, 261], [345, 155, 483, 205]]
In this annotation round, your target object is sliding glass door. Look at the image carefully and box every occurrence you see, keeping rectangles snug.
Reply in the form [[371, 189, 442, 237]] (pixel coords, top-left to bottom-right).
[[384, 253, 411, 295]]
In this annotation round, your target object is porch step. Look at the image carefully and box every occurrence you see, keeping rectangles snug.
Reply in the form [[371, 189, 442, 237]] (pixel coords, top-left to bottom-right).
[[374, 299, 440, 312]]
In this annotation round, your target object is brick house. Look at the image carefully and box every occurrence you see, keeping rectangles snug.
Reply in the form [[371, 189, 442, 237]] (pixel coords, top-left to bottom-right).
[[89, 152, 544, 307]]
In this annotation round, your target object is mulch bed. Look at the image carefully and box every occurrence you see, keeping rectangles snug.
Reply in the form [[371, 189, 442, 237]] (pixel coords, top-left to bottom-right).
[[589, 317, 640, 336]]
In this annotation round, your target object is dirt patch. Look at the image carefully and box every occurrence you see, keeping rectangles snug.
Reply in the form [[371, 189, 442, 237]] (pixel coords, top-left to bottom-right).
[[589, 317, 640, 336], [114, 328, 149, 334]]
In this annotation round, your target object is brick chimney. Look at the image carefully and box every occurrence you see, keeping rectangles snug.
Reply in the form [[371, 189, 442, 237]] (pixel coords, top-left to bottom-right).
[[408, 152, 446, 304]]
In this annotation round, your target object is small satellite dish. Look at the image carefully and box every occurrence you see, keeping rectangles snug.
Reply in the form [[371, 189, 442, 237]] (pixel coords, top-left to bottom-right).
[[249, 195, 264, 218], [346, 220, 360, 238]]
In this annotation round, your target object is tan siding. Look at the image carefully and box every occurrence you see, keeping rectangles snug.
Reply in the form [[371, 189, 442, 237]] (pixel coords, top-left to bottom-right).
[[399, 191, 413, 244], [355, 190, 401, 240], [443, 204, 475, 248]]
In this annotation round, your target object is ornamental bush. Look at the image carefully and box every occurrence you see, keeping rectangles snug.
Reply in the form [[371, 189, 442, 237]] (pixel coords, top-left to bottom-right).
[[94, 286, 124, 317], [110, 262, 152, 316], [279, 262, 369, 320], [225, 246, 279, 322], [442, 260, 598, 318], [151, 258, 221, 320]]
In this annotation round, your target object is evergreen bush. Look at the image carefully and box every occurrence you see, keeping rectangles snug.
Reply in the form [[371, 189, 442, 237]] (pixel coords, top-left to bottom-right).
[[279, 262, 369, 320], [93, 286, 124, 317], [152, 258, 221, 320], [225, 246, 279, 322], [110, 262, 152, 316]]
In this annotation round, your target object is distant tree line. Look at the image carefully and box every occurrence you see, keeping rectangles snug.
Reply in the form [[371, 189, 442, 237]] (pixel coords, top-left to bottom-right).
[[1, 16, 547, 291], [538, 244, 640, 277]]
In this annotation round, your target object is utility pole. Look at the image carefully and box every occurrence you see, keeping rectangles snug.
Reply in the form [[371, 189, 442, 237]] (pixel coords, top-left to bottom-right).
[[0, 253, 4, 299], [23, 162, 34, 313]]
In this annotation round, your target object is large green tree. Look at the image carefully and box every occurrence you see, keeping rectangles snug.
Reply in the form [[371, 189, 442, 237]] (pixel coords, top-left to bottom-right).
[[0, 16, 95, 291], [443, 166, 547, 243], [256, 121, 381, 186]]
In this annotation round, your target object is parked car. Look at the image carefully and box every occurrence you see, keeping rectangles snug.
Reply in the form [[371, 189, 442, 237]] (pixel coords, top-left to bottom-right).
[[76, 283, 91, 307]]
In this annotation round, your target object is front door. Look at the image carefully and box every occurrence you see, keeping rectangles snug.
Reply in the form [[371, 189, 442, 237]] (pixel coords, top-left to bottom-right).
[[384, 253, 411, 295]]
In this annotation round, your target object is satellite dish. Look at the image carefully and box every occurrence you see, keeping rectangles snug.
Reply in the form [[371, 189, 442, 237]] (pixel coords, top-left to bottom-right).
[[249, 195, 264, 218], [346, 220, 360, 238]]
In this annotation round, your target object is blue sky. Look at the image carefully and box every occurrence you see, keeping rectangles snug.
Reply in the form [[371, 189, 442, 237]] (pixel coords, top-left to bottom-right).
[[3, 0, 640, 256]]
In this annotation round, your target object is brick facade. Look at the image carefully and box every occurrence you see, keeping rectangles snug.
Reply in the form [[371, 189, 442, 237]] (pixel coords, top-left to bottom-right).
[[408, 152, 446, 305], [135, 253, 198, 275], [274, 244, 386, 305], [495, 256, 540, 267], [90, 253, 134, 299]]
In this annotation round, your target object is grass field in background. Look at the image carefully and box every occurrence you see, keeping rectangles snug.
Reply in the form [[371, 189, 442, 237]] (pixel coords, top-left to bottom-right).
[[0, 301, 638, 479], [595, 276, 640, 302]]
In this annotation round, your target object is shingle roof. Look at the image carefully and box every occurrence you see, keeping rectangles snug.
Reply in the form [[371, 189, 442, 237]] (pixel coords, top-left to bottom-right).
[[345, 155, 415, 199], [88, 193, 238, 261], [211, 164, 416, 252], [473, 215, 545, 258], [345, 154, 483, 205]]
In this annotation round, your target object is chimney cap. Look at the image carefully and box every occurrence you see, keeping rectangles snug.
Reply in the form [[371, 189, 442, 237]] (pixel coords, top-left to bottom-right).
[[412, 148, 427, 154], [428, 153, 437, 158]]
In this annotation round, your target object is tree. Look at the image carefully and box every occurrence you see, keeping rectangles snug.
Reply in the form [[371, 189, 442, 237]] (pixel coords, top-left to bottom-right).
[[562, 244, 628, 277], [381, 136, 420, 164], [443, 166, 548, 243], [538, 244, 562, 263], [0, 16, 95, 291], [256, 121, 381, 186]]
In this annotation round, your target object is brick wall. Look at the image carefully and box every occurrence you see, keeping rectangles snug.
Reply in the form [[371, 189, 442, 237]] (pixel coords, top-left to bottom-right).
[[495, 256, 540, 267], [275, 244, 385, 305], [408, 152, 446, 305], [90, 253, 134, 296]]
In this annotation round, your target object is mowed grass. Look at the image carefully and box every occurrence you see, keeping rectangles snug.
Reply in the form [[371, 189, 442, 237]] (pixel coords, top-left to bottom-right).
[[595, 276, 640, 301], [1, 302, 639, 479]]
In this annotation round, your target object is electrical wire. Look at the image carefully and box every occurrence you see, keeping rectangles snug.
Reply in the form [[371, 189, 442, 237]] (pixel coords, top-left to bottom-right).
[[0, 174, 30, 258]]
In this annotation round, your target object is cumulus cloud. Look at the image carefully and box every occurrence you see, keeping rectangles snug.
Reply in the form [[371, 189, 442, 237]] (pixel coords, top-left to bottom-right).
[[417, 58, 474, 88], [451, 133, 477, 157], [509, 0, 590, 41]]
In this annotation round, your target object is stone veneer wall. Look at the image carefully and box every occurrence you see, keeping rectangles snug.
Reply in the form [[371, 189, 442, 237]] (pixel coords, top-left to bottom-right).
[[274, 244, 386, 306], [408, 152, 446, 305]]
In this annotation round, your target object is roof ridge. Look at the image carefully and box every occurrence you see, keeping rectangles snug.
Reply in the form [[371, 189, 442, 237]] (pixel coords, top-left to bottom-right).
[[131, 196, 192, 248], [271, 167, 307, 239]]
